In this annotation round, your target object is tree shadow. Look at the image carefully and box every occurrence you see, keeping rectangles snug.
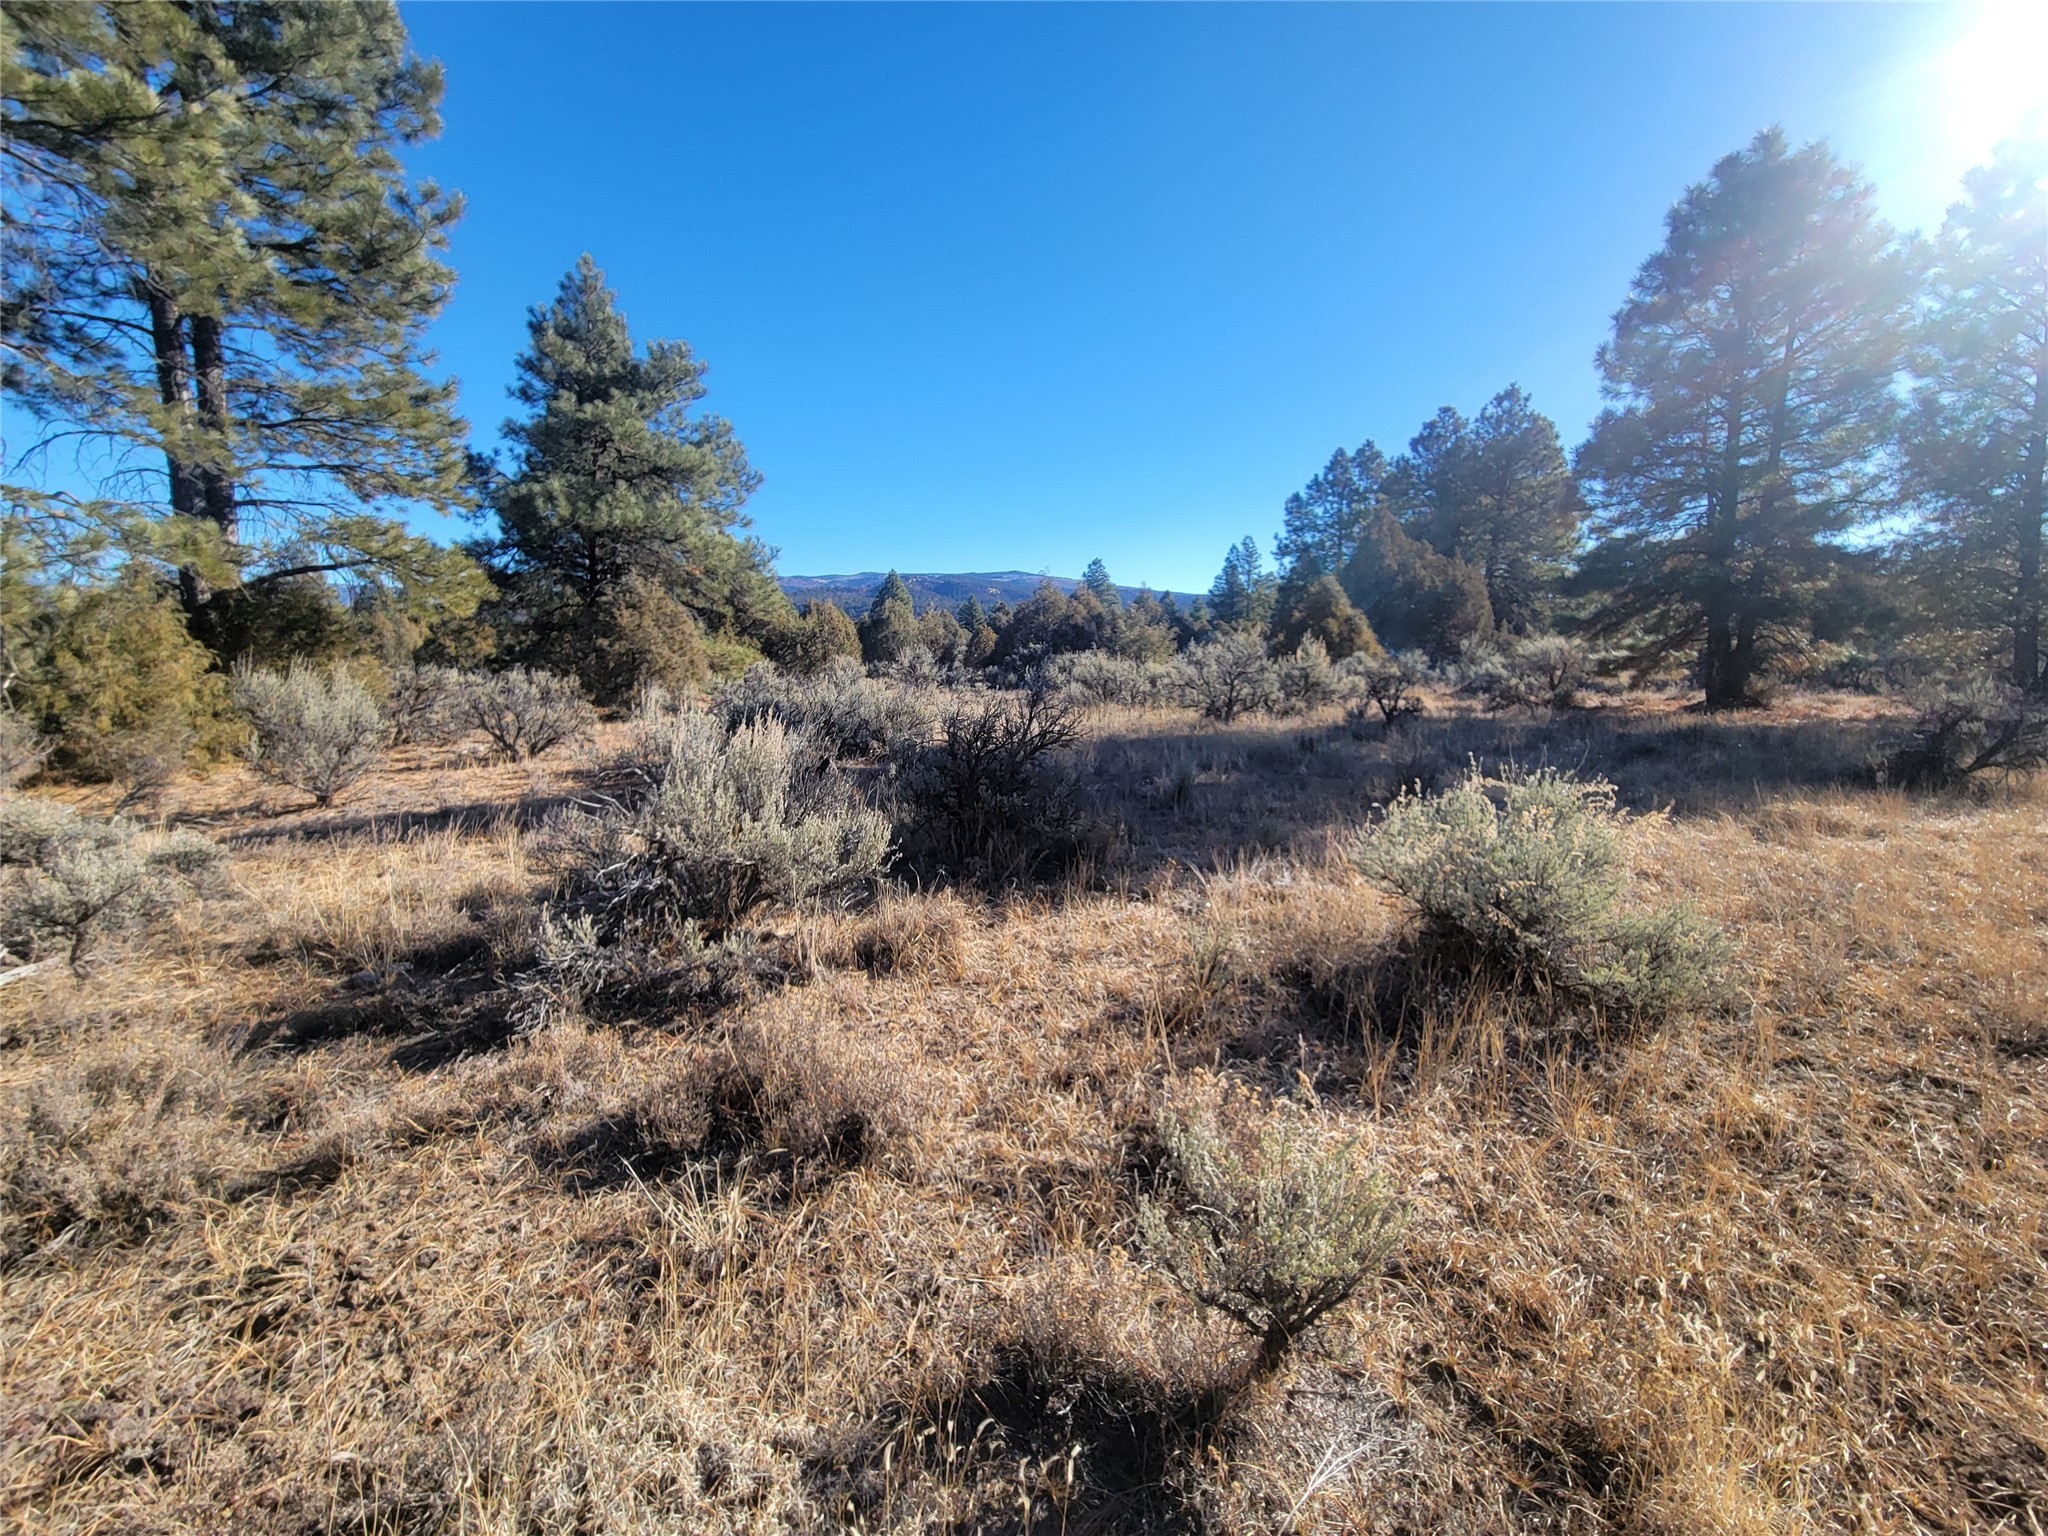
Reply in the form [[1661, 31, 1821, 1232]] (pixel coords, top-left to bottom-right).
[[1078, 703, 1901, 879]]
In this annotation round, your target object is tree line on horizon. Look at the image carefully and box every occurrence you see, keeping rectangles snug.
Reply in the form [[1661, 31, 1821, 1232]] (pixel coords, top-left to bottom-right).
[[3, 3, 2043, 788]]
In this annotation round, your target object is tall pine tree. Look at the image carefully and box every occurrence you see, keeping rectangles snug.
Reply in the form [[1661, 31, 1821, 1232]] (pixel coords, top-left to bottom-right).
[[1207, 536, 1278, 632], [3, 1, 481, 630], [1576, 130, 1912, 707], [1394, 389, 1581, 633], [1902, 140, 2048, 692], [1275, 443, 1388, 578], [480, 256, 783, 700]]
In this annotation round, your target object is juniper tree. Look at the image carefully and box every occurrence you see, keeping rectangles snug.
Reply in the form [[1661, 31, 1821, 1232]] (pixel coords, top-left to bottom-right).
[[859, 571, 921, 664], [2, 0, 484, 630], [1576, 130, 1912, 707], [1902, 140, 2048, 693], [479, 257, 785, 700]]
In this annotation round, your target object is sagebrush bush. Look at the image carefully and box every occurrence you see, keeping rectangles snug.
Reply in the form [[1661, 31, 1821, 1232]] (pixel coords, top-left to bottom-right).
[[1353, 765, 1726, 1020], [534, 707, 890, 1005], [1274, 637, 1340, 712], [1044, 650, 1156, 709], [0, 709, 45, 789], [233, 661, 389, 807], [1495, 635, 1591, 709], [1139, 1081, 1404, 1375], [1883, 678, 2048, 789], [893, 688, 1086, 882], [714, 660, 930, 761], [384, 664, 469, 747], [1185, 634, 1279, 723], [1342, 650, 1425, 726], [459, 667, 597, 761], [0, 797, 224, 971]]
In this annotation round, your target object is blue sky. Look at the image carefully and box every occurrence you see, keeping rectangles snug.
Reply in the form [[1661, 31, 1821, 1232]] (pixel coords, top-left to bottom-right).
[[395, 2, 2030, 594]]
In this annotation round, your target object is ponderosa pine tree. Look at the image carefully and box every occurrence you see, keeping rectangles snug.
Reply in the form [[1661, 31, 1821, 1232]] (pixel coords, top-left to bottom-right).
[[1275, 443, 1389, 578], [1393, 388, 1581, 633], [1576, 129, 1913, 707], [1081, 557, 1121, 608], [3, 1, 484, 632], [1902, 140, 2048, 692], [480, 256, 784, 700], [1208, 537, 1279, 632]]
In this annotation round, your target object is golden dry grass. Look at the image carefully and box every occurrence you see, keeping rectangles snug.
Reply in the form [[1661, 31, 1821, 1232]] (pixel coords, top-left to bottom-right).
[[2, 693, 2043, 1533]]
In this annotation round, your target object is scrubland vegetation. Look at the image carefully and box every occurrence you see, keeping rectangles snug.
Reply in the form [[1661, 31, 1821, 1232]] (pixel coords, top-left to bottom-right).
[[5, 2, 2047, 1531], [2, 670, 2044, 1534]]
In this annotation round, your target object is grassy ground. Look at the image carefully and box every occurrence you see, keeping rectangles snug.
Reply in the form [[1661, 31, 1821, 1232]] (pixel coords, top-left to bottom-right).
[[2, 690, 2043, 1534]]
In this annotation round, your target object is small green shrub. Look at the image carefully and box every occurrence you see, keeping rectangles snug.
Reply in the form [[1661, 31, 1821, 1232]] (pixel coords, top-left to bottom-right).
[[1353, 765, 1726, 1020], [1139, 1082, 1404, 1375], [233, 661, 389, 807], [0, 797, 224, 971], [23, 574, 233, 795], [458, 667, 596, 761], [1884, 679, 2048, 789]]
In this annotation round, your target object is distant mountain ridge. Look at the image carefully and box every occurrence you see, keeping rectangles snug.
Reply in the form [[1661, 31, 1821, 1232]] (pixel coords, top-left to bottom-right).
[[778, 570, 1193, 613]]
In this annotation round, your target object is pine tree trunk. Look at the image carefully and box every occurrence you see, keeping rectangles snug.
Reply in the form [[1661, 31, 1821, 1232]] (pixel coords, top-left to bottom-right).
[[2015, 365, 2045, 693], [1703, 394, 1750, 710], [189, 313, 238, 542], [142, 283, 203, 520]]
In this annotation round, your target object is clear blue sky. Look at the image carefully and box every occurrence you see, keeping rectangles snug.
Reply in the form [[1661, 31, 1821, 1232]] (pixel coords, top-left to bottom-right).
[[395, 2, 2031, 594]]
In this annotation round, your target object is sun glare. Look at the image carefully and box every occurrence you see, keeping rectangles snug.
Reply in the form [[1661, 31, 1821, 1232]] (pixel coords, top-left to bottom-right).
[[1930, 2, 2048, 160]]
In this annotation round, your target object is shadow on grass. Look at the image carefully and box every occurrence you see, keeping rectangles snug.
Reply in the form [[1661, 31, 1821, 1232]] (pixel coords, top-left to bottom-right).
[[1079, 704, 1900, 878]]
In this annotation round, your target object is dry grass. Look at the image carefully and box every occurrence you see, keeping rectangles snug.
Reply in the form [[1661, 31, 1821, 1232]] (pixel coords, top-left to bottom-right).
[[1, 691, 2043, 1533]]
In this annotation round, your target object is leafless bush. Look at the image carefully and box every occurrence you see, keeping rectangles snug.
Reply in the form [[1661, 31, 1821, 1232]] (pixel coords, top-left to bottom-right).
[[233, 661, 389, 806], [893, 689, 1087, 882], [1884, 678, 2048, 790], [1342, 650, 1425, 726], [458, 667, 597, 761], [1185, 635, 1279, 723], [385, 664, 470, 746], [0, 797, 224, 972]]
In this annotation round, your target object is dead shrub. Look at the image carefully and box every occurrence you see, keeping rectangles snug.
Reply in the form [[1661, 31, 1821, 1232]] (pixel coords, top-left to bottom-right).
[[893, 689, 1088, 883], [1883, 678, 2048, 789]]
